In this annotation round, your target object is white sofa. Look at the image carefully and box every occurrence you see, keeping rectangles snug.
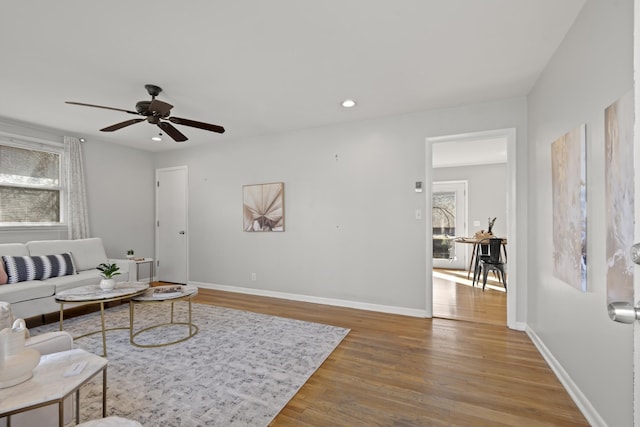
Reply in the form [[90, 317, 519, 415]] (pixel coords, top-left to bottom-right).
[[0, 238, 133, 319]]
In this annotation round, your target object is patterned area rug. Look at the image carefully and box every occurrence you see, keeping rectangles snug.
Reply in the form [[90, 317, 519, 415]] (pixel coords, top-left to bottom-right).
[[31, 302, 350, 426]]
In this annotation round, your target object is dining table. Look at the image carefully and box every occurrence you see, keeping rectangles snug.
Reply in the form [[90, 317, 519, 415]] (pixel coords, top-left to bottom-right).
[[453, 236, 507, 280]]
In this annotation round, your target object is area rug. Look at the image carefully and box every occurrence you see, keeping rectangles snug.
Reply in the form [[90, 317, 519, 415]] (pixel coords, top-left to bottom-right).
[[30, 302, 350, 426]]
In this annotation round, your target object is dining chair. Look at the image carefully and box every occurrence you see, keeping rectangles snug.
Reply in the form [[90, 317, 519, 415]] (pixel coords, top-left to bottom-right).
[[475, 237, 507, 291]]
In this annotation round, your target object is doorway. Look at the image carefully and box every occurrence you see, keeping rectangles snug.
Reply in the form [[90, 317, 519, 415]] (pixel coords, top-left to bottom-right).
[[156, 166, 189, 284], [425, 128, 517, 328]]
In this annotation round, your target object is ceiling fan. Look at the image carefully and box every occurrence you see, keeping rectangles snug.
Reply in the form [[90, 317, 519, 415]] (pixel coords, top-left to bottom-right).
[[66, 84, 225, 142]]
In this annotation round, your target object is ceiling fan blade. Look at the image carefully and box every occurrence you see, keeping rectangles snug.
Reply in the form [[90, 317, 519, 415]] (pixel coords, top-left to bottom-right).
[[158, 121, 188, 142], [100, 118, 145, 132], [149, 99, 173, 117], [66, 101, 139, 115], [168, 116, 225, 134]]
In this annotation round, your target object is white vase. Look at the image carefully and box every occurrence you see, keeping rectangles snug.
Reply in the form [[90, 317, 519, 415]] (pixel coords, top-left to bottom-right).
[[100, 278, 116, 291], [0, 325, 40, 388]]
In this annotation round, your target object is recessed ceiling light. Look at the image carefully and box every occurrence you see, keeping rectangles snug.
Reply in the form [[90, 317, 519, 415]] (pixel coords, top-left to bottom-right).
[[341, 99, 356, 108]]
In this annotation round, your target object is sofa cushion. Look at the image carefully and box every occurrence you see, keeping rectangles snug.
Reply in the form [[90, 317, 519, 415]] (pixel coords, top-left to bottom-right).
[[27, 238, 108, 272], [2, 253, 76, 284], [0, 280, 56, 304], [48, 270, 103, 293], [25, 330, 73, 355], [0, 243, 29, 257]]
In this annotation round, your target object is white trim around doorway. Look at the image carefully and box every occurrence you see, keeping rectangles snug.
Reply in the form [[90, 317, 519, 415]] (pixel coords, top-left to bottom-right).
[[426, 128, 518, 329]]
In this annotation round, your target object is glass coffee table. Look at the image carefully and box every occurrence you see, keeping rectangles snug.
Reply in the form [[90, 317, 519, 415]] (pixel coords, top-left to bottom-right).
[[55, 282, 149, 357], [129, 284, 199, 348]]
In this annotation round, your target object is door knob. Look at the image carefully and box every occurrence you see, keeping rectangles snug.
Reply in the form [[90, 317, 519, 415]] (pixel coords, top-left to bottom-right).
[[608, 243, 640, 324], [179, 230, 185, 235], [608, 302, 640, 324], [631, 242, 640, 264]]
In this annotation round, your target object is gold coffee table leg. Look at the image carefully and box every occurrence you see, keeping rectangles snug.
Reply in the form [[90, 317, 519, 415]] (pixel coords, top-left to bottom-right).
[[99, 302, 107, 357], [130, 298, 198, 348], [59, 303, 65, 331]]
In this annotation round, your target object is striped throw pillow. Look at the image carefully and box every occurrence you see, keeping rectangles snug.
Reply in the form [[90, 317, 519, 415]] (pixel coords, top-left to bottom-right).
[[1, 253, 77, 284]]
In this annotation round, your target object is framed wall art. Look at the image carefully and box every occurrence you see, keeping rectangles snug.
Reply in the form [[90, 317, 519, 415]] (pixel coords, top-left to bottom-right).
[[551, 124, 587, 292], [605, 90, 634, 304], [243, 182, 284, 232]]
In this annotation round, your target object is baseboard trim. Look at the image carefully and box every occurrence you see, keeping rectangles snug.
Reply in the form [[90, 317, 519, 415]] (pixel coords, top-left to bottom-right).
[[511, 321, 527, 331], [525, 326, 605, 427], [190, 281, 428, 318]]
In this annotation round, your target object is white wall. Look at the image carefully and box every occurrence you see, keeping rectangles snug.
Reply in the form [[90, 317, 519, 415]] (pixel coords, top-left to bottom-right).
[[433, 163, 508, 238], [154, 97, 527, 314], [83, 140, 155, 259], [527, 0, 633, 425]]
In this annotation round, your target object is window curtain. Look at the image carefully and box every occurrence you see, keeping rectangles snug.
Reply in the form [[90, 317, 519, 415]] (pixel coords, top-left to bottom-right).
[[64, 136, 90, 239]]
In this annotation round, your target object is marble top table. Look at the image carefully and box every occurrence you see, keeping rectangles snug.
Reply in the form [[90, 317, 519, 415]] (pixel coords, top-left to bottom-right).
[[130, 285, 199, 348], [56, 282, 149, 357], [56, 282, 150, 302], [0, 348, 107, 427], [132, 284, 198, 302]]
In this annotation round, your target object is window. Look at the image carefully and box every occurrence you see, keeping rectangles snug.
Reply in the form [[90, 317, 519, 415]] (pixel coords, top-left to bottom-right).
[[0, 140, 65, 226], [432, 191, 456, 259]]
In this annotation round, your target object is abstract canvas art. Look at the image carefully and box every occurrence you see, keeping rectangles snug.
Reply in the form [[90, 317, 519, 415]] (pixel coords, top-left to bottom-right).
[[551, 124, 587, 291], [605, 90, 634, 304], [243, 182, 284, 232]]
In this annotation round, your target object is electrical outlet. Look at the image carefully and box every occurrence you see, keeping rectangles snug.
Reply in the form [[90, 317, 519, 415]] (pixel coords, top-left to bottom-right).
[[251, 273, 257, 281]]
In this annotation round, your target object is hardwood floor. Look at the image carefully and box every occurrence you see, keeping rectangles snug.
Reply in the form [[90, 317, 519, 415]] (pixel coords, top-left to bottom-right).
[[433, 268, 507, 326], [193, 288, 588, 426]]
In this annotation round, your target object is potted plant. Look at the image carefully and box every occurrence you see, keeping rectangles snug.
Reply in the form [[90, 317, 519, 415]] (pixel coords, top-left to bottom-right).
[[97, 262, 121, 291], [126, 249, 135, 259]]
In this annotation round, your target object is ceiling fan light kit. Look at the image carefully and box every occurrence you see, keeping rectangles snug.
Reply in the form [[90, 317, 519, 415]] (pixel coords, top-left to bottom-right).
[[66, 84, 225, 142]]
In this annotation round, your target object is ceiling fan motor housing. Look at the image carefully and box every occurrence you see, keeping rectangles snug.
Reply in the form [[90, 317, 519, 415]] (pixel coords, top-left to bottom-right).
[[136, 101, 152, 115]]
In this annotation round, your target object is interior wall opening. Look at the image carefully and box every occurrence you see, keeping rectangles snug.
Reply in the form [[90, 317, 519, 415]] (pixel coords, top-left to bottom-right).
[[426, 130, 514, 327]]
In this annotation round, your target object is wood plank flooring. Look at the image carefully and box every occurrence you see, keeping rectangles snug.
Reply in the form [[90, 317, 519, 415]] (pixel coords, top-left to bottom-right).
[[193, 288, 588, 426], [433, 268, 507, 326], [25, 281, 583, 425]]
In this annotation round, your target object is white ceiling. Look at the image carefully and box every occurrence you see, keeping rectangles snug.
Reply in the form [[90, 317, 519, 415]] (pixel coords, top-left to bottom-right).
[[0, 1, 585, 152], [433, 137, 507, 168]]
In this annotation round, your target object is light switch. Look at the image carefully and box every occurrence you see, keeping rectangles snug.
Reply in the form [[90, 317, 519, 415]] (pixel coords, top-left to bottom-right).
[[416, 209, 422, 220]]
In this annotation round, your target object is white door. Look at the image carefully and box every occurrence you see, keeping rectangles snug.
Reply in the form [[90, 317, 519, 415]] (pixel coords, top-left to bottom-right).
[[432, 181, 467, 270], [607, 7, 639, 421], [634, 7, 640, 420], [156, 166, 188, 284]]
